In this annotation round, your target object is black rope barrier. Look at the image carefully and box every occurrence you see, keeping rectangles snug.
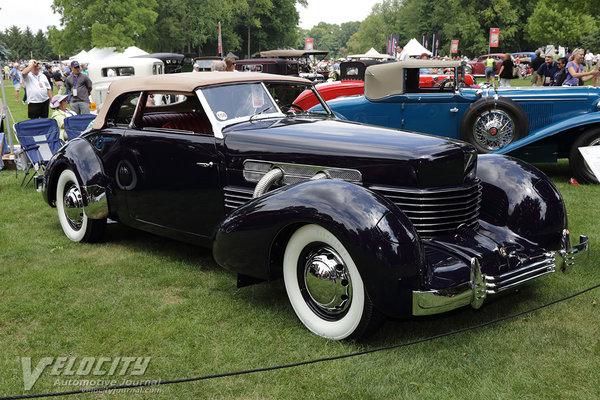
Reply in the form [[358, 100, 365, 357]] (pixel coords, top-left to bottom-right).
[[2, 282, 599, 400]]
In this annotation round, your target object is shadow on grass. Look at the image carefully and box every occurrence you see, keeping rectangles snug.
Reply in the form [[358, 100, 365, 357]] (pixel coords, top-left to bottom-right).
[[86, 219, 585, 346]]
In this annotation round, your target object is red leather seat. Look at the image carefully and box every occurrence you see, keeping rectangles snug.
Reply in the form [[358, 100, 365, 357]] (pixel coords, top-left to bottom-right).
[[142, 113, 212, 135]]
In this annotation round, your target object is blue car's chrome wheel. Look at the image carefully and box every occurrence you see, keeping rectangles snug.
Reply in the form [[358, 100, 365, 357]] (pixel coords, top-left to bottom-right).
[[460, 97, 528, 153], [473, 109, 516, 151]]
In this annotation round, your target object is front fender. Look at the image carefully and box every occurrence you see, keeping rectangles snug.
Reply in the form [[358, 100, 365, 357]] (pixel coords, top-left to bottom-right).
[[476, 154, 567, 250], [213, 179, 424, 318], [492, 112, 600, 154], [44, 138, 109, 219]]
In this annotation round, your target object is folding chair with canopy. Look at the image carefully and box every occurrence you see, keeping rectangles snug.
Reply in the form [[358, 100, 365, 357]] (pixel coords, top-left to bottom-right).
[[14, 118, 62, 188], [64, 114, 96, 140]]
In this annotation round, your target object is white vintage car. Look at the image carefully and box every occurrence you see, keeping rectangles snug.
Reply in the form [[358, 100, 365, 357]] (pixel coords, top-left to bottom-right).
[[88, 57, 164, 111]]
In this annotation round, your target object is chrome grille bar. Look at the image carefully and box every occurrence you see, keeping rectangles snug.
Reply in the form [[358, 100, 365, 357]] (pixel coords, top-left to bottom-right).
[[485, 254, 556, 294], [369, 180, 482, 238]]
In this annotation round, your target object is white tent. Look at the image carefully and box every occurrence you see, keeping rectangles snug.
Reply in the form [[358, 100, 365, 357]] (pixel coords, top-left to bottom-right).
[[403, 38, 432, 57], [68, 46, 149, 65], [122, 46, 149, 57], [347, 48, 395, 60]]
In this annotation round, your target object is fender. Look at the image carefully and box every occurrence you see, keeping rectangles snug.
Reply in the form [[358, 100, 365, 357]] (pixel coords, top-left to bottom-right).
[[43, 138, 109, 219], [213, 179, 424, 318], [492, 112, 600, 154], [476, 154, 567, 250]]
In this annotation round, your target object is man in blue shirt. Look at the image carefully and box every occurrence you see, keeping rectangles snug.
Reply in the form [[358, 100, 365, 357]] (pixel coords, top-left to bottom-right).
[[9, 63, 21, 103], [537, 55, 559, 86]]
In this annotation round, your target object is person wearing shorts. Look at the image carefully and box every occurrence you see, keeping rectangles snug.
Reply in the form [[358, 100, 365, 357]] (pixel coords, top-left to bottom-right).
[[9, 63, 21, 102], [485, 56, 496, 85]]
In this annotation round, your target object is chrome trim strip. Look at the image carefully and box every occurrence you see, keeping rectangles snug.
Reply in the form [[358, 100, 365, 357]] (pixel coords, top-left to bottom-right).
[[81, 184, 109, 220]]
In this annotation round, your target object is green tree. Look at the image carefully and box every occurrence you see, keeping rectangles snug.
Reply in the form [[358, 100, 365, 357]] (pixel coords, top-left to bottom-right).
[[51, 0, 158, 52], [526, 0, 596, 49]]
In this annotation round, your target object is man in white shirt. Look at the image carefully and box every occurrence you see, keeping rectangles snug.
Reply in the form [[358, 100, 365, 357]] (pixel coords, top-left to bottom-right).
[[21, 59, 53, 119], [585, 50, 594, 71], [396, 45, 408, 61]]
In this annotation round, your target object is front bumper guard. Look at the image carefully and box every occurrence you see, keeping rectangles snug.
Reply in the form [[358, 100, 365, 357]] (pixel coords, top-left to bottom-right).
[[413, 231, 589, 317]]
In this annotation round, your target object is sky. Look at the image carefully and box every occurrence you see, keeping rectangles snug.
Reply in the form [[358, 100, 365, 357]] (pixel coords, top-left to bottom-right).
[[0, 0, 381, 33]]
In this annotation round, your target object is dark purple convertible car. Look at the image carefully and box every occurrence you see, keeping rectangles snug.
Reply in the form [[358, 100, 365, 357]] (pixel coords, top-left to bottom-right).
[[41, 72, 588, 340]]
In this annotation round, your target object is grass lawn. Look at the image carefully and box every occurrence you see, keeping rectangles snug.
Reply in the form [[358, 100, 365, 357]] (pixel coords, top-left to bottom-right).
[[0, 77, 599, 399]]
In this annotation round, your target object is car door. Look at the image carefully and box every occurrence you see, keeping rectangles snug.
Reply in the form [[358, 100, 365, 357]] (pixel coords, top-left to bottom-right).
[[109, 91, 224, 241], [401, 69, 462, 139]]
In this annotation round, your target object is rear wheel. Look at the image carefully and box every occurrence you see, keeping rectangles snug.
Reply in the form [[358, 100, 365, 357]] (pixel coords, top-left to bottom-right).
[[283, 224, 382, 340], [569, 128, 600, 184], [56, 169, 106, 242]]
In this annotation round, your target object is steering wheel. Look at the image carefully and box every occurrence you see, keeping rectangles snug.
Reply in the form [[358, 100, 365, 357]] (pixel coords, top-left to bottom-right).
[[434, 78, 450, 91], [282, 103, 304, 113]]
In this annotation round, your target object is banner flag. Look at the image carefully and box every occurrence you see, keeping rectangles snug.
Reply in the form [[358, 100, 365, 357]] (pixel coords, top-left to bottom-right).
[[432, 34, 441, 57], [218, 22, 223, 56], [489, 28, 500, 48], [450, 40, 459, 54]]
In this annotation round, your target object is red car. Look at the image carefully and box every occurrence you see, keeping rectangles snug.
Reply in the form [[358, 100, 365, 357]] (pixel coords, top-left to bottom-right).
[[295, 60, 476, 110], [466, 53, 505, 76]]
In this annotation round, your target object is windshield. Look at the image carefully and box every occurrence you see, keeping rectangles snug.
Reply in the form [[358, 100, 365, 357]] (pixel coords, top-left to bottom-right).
[[201, 82, 279, 122], [200, 81, 332, 123]]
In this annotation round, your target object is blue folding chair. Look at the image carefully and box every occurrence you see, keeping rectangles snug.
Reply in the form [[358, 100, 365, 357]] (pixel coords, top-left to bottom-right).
[[64, 114, 96, 140], [0, 132, 9, 170], [14, 119, 62, 188]]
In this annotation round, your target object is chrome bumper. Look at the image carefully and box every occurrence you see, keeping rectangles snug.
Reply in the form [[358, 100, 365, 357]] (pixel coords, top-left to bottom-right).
[[413, 231, 589, 316]]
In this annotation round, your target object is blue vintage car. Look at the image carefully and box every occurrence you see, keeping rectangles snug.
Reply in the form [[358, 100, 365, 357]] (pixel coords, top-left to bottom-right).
[[41, 72, 588, 340], [323, 60, 600, 183]]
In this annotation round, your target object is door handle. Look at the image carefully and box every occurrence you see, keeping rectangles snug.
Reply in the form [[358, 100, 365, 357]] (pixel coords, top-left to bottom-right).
[[450, 107, 459, 113], [196, 162, 214, 168]]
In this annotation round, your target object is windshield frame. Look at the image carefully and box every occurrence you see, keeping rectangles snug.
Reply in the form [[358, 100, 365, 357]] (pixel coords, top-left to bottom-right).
[[196, 80, 335, 139]]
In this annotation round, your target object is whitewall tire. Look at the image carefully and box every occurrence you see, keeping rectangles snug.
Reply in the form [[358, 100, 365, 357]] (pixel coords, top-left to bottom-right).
[[56, 169, 105, 242], [283, 224, 381, 340]]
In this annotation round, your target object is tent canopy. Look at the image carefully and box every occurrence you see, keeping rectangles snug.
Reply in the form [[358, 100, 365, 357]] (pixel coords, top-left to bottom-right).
[[347, 48, 395, 60], [403, 38, 432, 56], [69, 47, 149, 65]]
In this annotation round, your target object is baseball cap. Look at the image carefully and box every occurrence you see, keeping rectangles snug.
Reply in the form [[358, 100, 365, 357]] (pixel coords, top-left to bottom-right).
[[71, 60, 80, 68]]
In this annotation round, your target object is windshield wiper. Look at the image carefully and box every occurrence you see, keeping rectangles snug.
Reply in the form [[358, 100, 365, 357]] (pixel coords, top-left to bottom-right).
[[249, 105, 275, 122]]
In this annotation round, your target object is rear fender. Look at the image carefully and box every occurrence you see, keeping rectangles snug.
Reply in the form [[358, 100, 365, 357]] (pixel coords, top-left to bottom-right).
[[213, 179, 424, 318], [45, 138, 109, 219]]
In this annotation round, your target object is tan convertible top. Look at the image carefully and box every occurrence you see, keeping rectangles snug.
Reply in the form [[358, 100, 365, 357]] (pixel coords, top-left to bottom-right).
[[93, 72, 311, 129], [365, 60, 462, 100]]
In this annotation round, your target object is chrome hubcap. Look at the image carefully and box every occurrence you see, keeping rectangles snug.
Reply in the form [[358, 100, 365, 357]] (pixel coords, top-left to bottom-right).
[[302, 246, 352, 317], [473, 109, 515, 151], [63, 183, 84, 230]]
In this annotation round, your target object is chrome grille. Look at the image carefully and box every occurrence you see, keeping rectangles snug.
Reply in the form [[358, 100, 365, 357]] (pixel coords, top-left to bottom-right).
[[369, 180, 482, 238], [485, 253, 555, 294], [224, 186, 254, 211]]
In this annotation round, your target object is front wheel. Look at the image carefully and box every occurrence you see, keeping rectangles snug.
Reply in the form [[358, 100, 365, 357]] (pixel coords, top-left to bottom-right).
[[283, 224, 382, 340], [56, 169, 106, 242], [569, 128, 600, 184], [460, 97, 529, 153]]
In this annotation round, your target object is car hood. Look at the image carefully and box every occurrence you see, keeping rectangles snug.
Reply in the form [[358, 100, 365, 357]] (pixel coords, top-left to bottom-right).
[[223, 118, 476, 188]]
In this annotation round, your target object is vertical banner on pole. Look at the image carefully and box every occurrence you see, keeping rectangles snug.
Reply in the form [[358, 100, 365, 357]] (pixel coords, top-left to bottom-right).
[[422, 35, 431, 52], [217, 22, 223, 57], [489, 28, 500, 48], [305, 38, 314, 50], [450, 40, 459, 54], [388, 34, 399, 56], [432, 34, 441, 57]]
